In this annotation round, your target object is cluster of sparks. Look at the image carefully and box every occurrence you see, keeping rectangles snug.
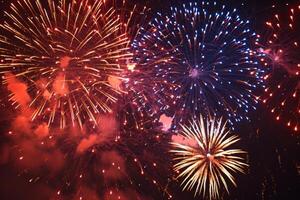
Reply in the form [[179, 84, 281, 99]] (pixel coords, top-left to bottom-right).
[[170, 115, 247, 199], [132, 1, 264, 127], [0, 0, 130, 129], [0, 0, 298, 199], [258, 4, 300, 132]]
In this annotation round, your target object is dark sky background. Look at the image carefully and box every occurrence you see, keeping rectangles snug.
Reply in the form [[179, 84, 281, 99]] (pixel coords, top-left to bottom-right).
[[0, 0, 299, 200]]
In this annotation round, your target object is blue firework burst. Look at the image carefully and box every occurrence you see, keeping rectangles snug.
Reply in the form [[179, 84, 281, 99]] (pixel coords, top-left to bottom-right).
[[131, 1, 265, 128]]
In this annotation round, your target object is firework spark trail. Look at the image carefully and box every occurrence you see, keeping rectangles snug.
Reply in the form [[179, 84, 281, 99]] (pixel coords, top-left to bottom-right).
[[258, 4, 300, 132], [3, 106, 172, 199], [114, 1, 158, 131], [53, 114, 173, 199], [131, 1, 265, 128], [170, 115, 248, 199], [0, 0, 131, 129]]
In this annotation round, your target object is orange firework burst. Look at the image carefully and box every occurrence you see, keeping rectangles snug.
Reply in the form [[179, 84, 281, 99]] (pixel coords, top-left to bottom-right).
[[170, 115, 247, 199], [258, 4, 300, 132], [0, 0, 131, 128]]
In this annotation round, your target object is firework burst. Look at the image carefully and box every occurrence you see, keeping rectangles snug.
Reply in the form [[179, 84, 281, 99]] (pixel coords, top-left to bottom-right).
[[131, 1, 264, 128], [0, 0, 131, 128], [170, 115, 247, 199], [258, 4, 300, 132]]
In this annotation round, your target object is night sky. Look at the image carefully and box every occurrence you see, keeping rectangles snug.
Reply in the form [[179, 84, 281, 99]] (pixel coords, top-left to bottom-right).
[[0, 0, 300, 200]]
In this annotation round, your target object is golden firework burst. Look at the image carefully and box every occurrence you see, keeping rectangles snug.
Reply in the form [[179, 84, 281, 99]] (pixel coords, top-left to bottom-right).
[[0, 0, 131, 128], [170, 115, 248, 199]]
